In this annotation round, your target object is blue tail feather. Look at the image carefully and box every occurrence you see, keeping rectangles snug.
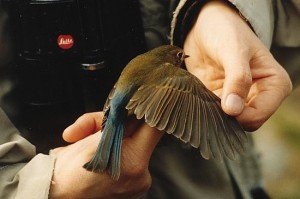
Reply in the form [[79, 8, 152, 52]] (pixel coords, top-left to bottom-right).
[[111, 124, 123, 179], [84, 90, 130, 180], [83, 118, 124, 180]]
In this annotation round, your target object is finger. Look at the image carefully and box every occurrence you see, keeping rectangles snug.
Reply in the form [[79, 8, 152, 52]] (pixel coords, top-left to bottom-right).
[[220, 52, 252, 116], [63, 112, 104, 143], [237, 74, 292, 131], [237, 91, 281, 131]]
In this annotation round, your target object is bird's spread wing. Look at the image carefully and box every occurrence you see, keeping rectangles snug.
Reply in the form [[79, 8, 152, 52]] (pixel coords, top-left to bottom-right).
[[126, 67, 247, 161]]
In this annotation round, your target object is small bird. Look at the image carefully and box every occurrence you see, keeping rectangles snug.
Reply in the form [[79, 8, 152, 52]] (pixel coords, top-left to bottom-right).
[[84, 45, 247, 180]]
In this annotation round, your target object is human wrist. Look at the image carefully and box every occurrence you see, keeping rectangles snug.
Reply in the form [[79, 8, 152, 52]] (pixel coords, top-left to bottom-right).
[[48, 162, 67, 199], [210, 0, 252, 28], [201, 0, 249, 24], [171, 0, 252, 47]]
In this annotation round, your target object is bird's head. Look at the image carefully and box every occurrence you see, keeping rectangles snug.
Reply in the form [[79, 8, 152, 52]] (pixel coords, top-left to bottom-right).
[[150, 45, 189, 67], [174, 49, 190, 67]]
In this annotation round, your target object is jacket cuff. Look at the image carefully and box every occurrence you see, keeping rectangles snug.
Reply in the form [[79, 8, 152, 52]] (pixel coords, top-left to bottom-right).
[[171, 0, 274, 48], [14, 154, 56, 199], [171, 0, 204, 47], [228, 0, 274, 48]]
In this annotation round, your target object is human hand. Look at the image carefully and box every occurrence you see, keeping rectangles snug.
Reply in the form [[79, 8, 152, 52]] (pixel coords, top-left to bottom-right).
[[49, 112, 163, 199], [183, 0, 292, 131]]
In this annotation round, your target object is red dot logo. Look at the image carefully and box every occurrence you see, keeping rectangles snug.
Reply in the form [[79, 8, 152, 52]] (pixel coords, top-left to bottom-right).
[[57, 35, 74, 49]]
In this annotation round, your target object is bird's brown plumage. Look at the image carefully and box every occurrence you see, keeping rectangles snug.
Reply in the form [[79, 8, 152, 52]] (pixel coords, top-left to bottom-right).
[[101, 45, 247, 163]]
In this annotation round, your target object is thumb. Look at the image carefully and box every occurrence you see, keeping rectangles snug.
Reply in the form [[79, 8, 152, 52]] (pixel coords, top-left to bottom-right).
[[63, 112, 104, 143], [220, 54, 252, 116]]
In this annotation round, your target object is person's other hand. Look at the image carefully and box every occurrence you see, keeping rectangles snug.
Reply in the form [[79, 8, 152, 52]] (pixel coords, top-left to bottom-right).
[[184, 0, 292, 131], [49, 112, 163, 199]]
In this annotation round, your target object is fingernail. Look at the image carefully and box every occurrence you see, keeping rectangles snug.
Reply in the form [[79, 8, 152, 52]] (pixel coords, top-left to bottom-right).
[[225, 93, 244, 115]]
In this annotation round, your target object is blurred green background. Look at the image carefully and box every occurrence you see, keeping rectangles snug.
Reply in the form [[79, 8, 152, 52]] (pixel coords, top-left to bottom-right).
[[254, 86, 300, 199]]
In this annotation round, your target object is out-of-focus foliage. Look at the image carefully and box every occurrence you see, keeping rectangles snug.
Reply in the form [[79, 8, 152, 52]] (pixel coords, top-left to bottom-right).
[[254, 86, 300, 199]]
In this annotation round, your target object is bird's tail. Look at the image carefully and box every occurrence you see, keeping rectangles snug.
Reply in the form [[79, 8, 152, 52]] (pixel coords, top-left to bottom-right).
[[83, 119, 124, 180]]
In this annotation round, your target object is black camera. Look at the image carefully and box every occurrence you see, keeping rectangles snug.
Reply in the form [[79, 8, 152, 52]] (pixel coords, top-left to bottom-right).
[[2, 0, 146, 110], [1, 0, 146, 151]]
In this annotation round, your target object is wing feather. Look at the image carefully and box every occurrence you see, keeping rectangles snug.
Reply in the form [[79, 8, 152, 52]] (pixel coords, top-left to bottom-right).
[[181, 93, 194, 142], [125, 66, 247, 160], [189, 96, 200, 148]]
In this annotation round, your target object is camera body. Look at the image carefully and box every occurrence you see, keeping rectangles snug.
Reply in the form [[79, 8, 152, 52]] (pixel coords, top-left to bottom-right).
[[1, 0, 146, 152], [3, 0, 145, 109]]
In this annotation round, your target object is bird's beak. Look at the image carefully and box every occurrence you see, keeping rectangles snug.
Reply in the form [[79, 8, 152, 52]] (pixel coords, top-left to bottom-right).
[[181, 53, 189, 62], [179, 53, 189, 67]]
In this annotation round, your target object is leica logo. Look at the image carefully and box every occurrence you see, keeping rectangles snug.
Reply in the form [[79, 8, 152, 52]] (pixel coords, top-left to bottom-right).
[[59, 38, 72, 45], [57, 35, 74, 49]]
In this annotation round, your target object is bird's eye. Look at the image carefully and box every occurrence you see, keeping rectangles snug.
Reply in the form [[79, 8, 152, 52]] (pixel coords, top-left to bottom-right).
[[177, 52, 184, 59]]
